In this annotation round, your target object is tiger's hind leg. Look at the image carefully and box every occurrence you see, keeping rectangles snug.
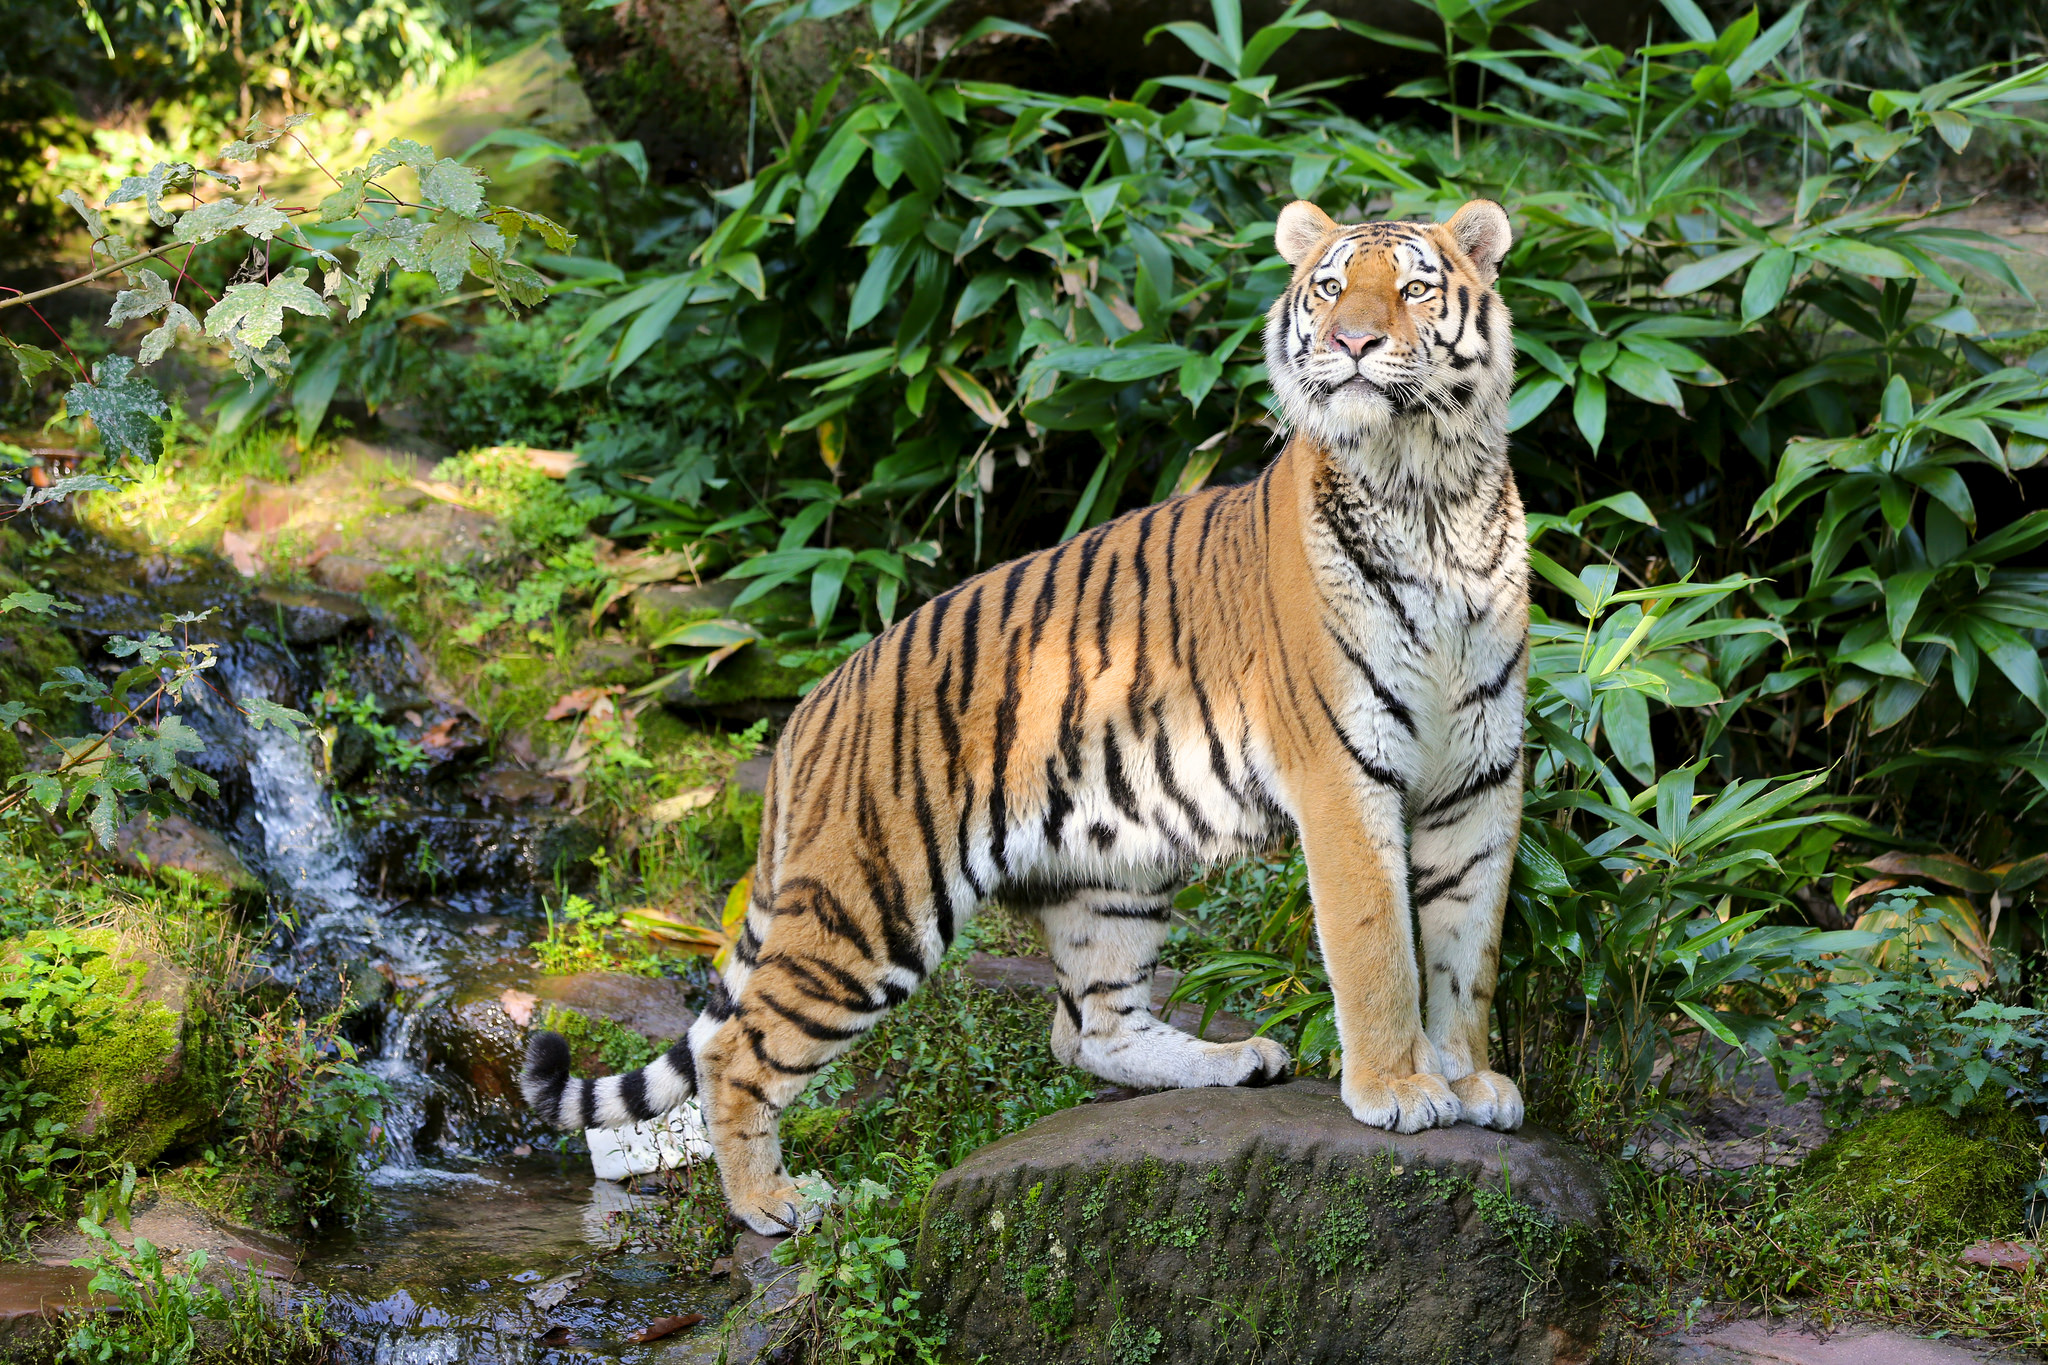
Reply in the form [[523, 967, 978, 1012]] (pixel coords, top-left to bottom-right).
[[1039, 885, 1290, 1089]]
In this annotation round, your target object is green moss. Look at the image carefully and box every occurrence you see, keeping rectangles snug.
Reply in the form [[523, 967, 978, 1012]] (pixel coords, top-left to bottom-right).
[[687, 644, 832, 705], [542, 1005, 660, 1074], [1793, 1099, 2039, 1240], [23, 929, 208, 1164]]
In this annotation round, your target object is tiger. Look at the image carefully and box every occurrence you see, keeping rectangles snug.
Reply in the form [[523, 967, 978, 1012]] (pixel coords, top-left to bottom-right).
[[523, 197, 1530, 1236]]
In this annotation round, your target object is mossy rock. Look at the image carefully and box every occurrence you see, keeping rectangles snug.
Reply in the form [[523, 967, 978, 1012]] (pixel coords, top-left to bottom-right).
[[631, 581, 742, 646], [19, 928, 211, 1165], [1791, 1099, 2039, 1241], [661, 644, 831, 711], [915, 1080, 1607, 1364]]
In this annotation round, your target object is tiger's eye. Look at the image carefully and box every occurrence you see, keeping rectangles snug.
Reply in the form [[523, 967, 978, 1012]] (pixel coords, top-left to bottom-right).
[[1403, 281, 1429, 299], [1316, 279, 1341, 299]]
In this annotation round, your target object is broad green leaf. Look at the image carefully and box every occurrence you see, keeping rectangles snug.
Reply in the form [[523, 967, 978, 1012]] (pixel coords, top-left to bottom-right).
[[1507, 377, 1564, 431], [65, 356, 168, 461], [1804, 237, 1915, 279], [1573, 372, 1607, 451], [1606, 352, 1685, 410], [3, 337, 65, 386], [1740, 247, 1796, 323], [1660, 245, 1762, 297]]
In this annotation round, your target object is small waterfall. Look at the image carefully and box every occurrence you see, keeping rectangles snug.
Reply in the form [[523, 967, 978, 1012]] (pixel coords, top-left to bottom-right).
[[229, 665, 465, 1180]]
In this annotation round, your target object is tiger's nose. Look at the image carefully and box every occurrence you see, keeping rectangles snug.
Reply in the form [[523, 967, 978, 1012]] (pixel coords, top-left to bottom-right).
[[1331, 329, 1383, 358]]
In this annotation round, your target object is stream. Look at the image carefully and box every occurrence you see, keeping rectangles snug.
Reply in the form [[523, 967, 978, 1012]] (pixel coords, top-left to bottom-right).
[[58, 530, 733, 1362]]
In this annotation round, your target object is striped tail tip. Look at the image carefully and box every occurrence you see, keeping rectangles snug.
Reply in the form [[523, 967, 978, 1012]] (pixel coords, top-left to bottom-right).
[[520, 1030, 576, 1128]]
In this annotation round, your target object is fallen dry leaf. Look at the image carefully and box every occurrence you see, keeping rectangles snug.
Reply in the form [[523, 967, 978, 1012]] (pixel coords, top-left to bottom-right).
[[220, 529, 262, 578], [1963, 1240, 2036, 1271], [420, 716, 477, 759], [526, 1271, 584, 1311], [546, 685, 622, 722], [646, 786, 720, 825], [535, 1325, 574, 1345], [499, 988, 538, 1027], [628, 1314, 705, 1343]]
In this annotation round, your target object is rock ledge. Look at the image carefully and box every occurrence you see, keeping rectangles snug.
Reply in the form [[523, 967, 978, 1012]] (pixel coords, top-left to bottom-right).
[[915, 1079, 1606, 1365]]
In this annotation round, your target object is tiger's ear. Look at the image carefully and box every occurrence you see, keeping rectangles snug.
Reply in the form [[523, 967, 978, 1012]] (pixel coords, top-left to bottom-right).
[[1443, 199, 1512, 283], [1275, 200, 1339, 267]]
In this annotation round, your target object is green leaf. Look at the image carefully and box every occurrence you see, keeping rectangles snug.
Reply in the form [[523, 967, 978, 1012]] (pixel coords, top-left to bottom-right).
[[1573, 372, 1607, 451], [1804, 237, 1916, 279], [1656, 0, 1715, 41], [3, 336, 65, 386], [293, 345, 346, 443], [203, 269, 328, 352], [1507, 377, 1564, 431], [136, 303, 202, 366], [1660, 245, 1763, 297], [64, 356, 168, 461], [107, 270, 172, 328], [1741, 247, 1797, 324], [485, 206, 576, 253], [1605, 352, 1685, 410], [171, 194, 291, 245], [1, 591, 82, 615], [1603, 686, 1656, 784], [106, 161, 197, 227], [238, 696, 311, 733]]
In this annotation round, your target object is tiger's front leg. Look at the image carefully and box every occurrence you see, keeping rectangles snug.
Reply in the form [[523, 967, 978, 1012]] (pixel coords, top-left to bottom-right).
[[1412, 775, 1524, 1130], [1296, 771, 1461, 1132]]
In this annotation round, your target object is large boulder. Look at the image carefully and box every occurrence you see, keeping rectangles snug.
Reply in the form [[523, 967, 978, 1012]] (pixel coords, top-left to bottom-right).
[[915, 1080, 1607, 1364], [18, 929, 213, 1165]]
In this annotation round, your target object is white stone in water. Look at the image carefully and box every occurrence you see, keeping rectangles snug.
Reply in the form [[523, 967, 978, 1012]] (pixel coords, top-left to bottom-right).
[[586, 1102, 713, 1182]]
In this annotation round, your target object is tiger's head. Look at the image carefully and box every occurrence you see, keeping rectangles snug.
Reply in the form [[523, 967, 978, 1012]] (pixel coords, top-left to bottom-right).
[[1263, 199, 1514, 456]]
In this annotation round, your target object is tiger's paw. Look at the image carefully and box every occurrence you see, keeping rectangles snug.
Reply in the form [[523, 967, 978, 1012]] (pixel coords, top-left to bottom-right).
[[1226, 1035, 1292, 1087], [730, 1181, 823, 1237], [1451, 1070, 1524, 1131], [1343, 1071, 1460, 1133]]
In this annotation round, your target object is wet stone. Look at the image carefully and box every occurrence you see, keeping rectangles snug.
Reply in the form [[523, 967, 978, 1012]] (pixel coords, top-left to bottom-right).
[[113, 812, 264, 902], [474, 768, 567, 808], [914, 1080, 1608, 1365], [254, 585, 372, 643], [530, 973, 696, 1044], [0, 1263, 111, 1342]]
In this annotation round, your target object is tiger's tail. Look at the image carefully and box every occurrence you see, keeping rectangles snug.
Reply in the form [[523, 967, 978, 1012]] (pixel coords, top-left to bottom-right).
[[519, 1030, 699, 1131]]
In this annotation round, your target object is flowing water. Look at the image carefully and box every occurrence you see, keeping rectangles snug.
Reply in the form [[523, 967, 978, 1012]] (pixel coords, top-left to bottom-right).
[[60, 538, 730, 1362]]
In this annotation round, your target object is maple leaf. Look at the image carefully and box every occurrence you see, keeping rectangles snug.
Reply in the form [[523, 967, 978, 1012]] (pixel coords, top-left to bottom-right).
[[137, 302, 202, 365], [365, 138, 437, 177], [64, 355, 168, 461], [238, 696, 311, 732], [220, 111, 311, 161], [317, 169, 372, 224], [2, 336, 64, 387], [172, 194, 292, 245], [323, 265, 373, 321], [119, 714, 204, 780], [418, 159, 486, 215], [415, 214, 504, 291], [107, 269, 172, 327], [204, 268, 329, 351], [351, 217, 425, 278], [485, 205, 576, 253], [106, 161, 196, 226], [59, 189, 129, 262]]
